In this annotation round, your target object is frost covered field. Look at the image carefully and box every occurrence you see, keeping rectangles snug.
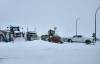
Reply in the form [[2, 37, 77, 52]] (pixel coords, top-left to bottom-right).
[[0, 39, 100, 64]]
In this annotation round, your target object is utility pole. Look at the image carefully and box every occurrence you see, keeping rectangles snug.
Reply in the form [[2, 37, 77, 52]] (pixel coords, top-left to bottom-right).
[[34, 27, 36, 33], [0, 26, 1, 30], [95, 6, 100, 42], [27, 26, 29, 32], [76, 18, 79, 36]]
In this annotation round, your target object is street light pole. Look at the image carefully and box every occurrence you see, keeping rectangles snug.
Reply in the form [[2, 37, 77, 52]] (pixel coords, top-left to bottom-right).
[[76, 18, 78, 36], [95, 6, 100, 42]]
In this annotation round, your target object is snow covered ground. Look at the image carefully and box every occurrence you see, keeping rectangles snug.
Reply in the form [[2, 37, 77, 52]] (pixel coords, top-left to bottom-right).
[[0, 39, 100, 64]]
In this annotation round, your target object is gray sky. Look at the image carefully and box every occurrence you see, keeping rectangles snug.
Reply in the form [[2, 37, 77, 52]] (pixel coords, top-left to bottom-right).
[[0, 0, 100, 37]]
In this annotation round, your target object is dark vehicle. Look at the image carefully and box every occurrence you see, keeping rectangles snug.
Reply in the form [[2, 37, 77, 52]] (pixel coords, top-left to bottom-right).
[[41, 35, 49, 41], [26, 31, 38, 41], [9, 26, 22, 37], [0, 30, 13, 42]]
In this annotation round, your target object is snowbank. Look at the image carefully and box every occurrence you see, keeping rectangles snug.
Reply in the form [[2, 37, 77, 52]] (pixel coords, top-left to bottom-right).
[[0, 40, 100, 64]]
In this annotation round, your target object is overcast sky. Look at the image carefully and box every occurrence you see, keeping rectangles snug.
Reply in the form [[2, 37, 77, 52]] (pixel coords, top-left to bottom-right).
[[0, 0, 100, 37]]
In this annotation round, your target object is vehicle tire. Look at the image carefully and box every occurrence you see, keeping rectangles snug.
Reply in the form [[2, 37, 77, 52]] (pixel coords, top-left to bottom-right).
[[59, 41, 63, 44], [67, 39, 72, 42], [48, 38, 51, 42], [85, 40, 91, 44]]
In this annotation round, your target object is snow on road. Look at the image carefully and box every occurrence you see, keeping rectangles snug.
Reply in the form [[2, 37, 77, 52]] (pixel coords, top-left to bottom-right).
[[0, 40, 100, 64]]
